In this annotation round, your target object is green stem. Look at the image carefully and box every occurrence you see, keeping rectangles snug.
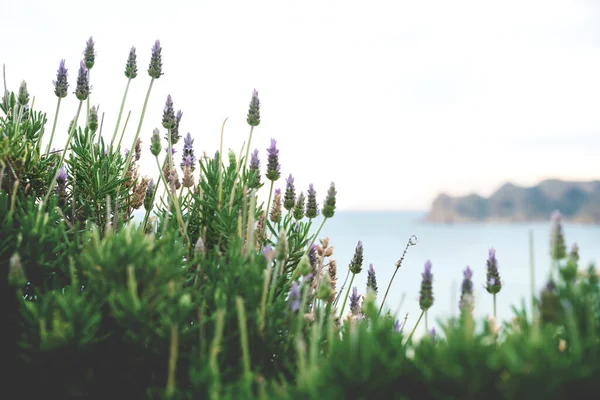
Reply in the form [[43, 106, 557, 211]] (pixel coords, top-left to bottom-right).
[[379, 266, 401, 316], [142, 156, 167, 231], [217, 118, 227, 208], [235, 297, 252, 395], [529, 230, 536, 321], [122, 77, 154, 185], [115, 111, 132, 153], [306, 217, 327, 255], [425, 311, 428, 331], [86, 71, 90, 125], [493, 293, 497, 319], [263, 180, 275, 245], [43, 100, 83, 203], [339, 273, 356, 317], [242, 125, 254, 172], [111, 78, 132, 148], [166, 325, 179, 398], [44, 97, 62, 157], [378, 236, 415, 315], [407, 309, 425, 343]]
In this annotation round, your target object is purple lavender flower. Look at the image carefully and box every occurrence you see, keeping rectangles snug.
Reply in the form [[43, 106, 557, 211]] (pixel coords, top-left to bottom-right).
[[53, 59, 69, 98], [349, 286, 361, 316], [150, 128, 162, 156], [249, 149, 261, 187], [349, 241, 364, 274], [322, 182, 337, 218], [125, 46, 138, 79], [367, 263, 378, 294], [148, 40, 163, 79], [429, 327, 436, 339], [550, 210, 567, 260], [56, 167, 67, 188], [305, 184, 318, 219], [17, 81, 29, 108], [180, 132, 196, 171], [393, 319, 403, 332], [284, 174, 296, 211], [75, 60, 90, 101], [83, 37, 96, 69], [265, 139, 281, 181], [247, 89, 261, 126], [485, 248, 502, 295], [144, 179, 155, 211], [569, 242, 579, 262], [162, 95, 176, 130], [169, 109, 183, 144], [289, 281, 301, 312], [459, 266, 474, 312], [419, 260, 434, 311], [164, 147, 177, 155]]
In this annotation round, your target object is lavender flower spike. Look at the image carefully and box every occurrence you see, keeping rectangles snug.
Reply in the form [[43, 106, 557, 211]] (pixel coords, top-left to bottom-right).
[[322, 182, 337, 218], [289, 281, 301, 312], [349, 286, 361, 316], [283, 174, 296, 211], [485, 248, 502, 295], [247, 89, 261, 126], [84, 37, 96, 69], [266, 139, 281, 181], [53, 59, 69, 98], [419, 260, 434, 311], [75, 60, 90, 101], [393, 319, 403, 332], [125, 47, 138, 79], [305, 184, 318, 219], [367, 263, 378, 294], [148, 40, 163, 79]]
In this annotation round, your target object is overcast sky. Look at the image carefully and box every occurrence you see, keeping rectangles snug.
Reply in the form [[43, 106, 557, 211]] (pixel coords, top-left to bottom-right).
[[3, 0, 600, 210]]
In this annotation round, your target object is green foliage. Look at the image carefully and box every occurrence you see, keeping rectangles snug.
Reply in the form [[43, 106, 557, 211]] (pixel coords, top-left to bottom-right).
[[2, 41, 600, 400]]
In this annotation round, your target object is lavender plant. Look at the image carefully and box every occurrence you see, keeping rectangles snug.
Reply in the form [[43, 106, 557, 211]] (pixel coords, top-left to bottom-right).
[[2, 38, 600, 400]]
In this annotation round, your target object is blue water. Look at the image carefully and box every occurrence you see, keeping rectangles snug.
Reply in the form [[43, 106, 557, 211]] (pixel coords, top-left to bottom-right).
[[319, 211, 600, 334], [135, 209, 600, 336]]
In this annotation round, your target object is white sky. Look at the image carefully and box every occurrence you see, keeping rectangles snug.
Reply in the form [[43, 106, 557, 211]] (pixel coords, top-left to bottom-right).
[[3, 0, 600, 210]]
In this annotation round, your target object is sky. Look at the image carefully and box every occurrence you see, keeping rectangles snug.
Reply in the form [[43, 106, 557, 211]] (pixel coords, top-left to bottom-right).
[[2, 0, 600, 210]]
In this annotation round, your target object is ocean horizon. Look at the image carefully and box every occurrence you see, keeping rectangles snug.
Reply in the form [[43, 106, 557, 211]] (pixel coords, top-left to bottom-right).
[[134, 209, 600, 336], [318, 210, 600, 334]]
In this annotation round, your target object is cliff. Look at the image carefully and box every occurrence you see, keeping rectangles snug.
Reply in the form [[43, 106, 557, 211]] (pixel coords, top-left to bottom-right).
[[424, 179, 600, 224]]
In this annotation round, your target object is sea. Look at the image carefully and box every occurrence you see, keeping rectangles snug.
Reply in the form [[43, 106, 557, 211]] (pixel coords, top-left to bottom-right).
[[135, 209, 600, 337], [318, 211, 600, 335]]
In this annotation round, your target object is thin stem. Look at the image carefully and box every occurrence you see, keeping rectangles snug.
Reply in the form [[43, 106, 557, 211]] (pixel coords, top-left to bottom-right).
[[111, 78, 132, 148], [333, 268, 351, 306], [166, 325, 179, 398], [235, 297, 252, 395], [407, 309, 425, 343], [339, 273, 356, 317], [242, 125, 254, 172], [86, 71, 90, 125], [44, 97, 62, 157], [378, 235, 417, 316], [493, 293, 497, 319], [529, 229, 536, 322], [122, 77, 155, 185], [306, 217, 327, 256], [217, 118, 227, 208], [43, 100, 83, 203], [115, 111, 132, 153], [425, 311, 428, 331], [142, 156, 167, 231], [263, 180, 275, 244]]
